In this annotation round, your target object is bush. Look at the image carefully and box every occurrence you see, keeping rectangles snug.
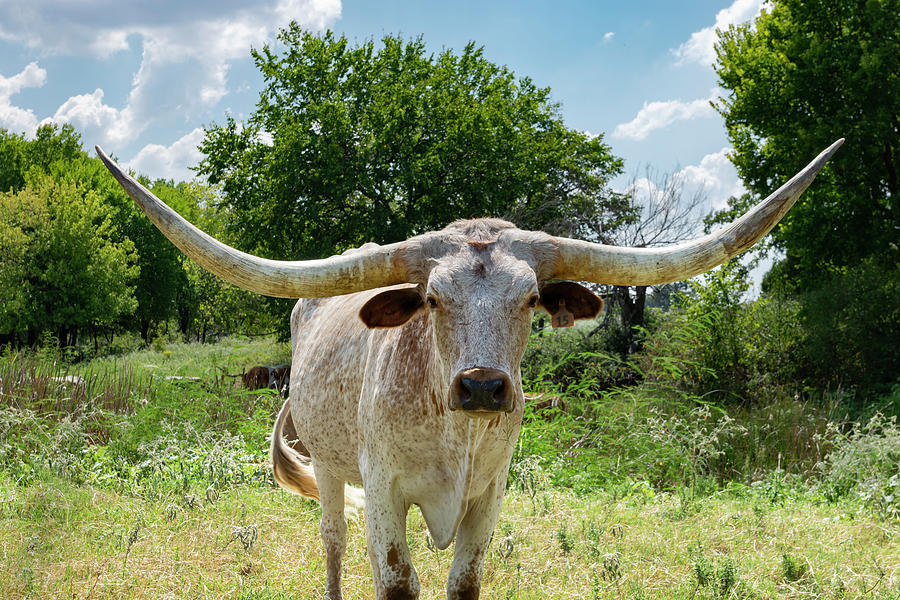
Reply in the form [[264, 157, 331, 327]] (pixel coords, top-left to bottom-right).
[[513, 378, 749, 492], [522, 320, 640, 393], [0, 343, 284, 495], [643, 263, 805, 405], [801, 260, 900, 400], [819, 411, 900, 519]]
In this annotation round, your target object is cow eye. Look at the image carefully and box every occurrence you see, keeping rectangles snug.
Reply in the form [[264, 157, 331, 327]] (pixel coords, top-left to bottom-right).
[[528, 295, 539, 308], [427, 296, 438, 308]]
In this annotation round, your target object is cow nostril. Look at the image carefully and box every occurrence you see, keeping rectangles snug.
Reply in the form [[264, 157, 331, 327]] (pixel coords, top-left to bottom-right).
[[460, 377, 505, 410]]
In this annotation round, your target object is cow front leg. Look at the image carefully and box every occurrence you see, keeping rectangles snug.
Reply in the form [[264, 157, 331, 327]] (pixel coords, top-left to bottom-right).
[[446, 474, 507, 600], [363, 476, 420, 599], [314, 463, 348, 600]]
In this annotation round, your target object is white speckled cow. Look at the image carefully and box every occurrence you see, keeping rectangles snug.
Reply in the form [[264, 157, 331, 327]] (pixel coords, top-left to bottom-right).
[[97, 139, 842, 599]]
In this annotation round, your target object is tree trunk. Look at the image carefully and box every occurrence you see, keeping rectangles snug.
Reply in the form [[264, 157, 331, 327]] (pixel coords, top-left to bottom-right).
[[140, 319, 151, 342], [615, 285, 648, 351]]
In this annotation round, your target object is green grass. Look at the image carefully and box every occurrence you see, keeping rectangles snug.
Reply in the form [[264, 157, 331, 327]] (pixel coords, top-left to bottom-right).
[[1, 337, 899, 599], [1, 471, 897, 599]]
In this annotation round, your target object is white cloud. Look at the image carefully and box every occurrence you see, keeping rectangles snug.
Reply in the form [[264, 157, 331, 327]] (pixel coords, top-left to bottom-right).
[[0, 62, 47, 137], [678, 147, 746, 211], [256, 131, 275, 146], [673, 0, 767, 67], [43, 88, 136, 148], [617, 148, 746, 227], [612, 89, 719, 141], [602, 32, 614, 44], [127, 128, 207, 183], [0, 0, 341, 148]]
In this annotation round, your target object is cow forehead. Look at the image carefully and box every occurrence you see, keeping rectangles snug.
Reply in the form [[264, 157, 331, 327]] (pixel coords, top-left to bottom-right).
[[426, 247, 538, 303], [403, 222, 558, 285]]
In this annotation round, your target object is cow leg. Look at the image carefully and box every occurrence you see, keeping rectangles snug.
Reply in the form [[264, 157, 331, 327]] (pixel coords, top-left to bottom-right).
[[314, 464, 347, 600], [363, 478, 420, 599], [446, 474, 507, 600]]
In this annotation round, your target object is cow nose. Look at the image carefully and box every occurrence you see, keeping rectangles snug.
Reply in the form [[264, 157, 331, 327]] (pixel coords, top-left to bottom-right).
[[461, 377, 504, 410], [450, 367, 513, 414]]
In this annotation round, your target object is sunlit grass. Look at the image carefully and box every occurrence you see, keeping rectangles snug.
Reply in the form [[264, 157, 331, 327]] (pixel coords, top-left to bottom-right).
[[2, 473, 897, 600], [2, 338, 898, 599]]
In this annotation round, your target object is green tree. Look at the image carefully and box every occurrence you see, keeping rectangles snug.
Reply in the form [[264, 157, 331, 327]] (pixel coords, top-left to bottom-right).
[[41, 148, 204, 342], [128, 179, 199, 340], [714, 0, 899, 289], [0, 175, 138, 346], [197, 26, 624, 262], [0, 124, 83, 194], [171, 182, 280, 341]]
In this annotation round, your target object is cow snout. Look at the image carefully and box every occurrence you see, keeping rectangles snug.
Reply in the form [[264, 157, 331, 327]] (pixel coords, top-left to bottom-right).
[[449, 367, 513, 415]]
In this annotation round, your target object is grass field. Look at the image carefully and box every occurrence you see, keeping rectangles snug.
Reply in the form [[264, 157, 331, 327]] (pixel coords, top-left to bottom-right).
[[2, 473, 898, 599], [1, 337, 898, 599]]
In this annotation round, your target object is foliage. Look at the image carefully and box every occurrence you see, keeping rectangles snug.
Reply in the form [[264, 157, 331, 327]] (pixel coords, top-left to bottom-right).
[[0, 344, 284, 494], [714, 0, 900, 290], [125, 179, 197, 340], [180, 261, 280, 343], [0, 125, 278, 346], [0, 123, 83, 193], [644, 263, 765, 403], [0, 174, 139, 345], [521, 320, 641, 392], [800, 259, 900, 396], [197, 26, 624, 263], [819, 410, 900, 519]]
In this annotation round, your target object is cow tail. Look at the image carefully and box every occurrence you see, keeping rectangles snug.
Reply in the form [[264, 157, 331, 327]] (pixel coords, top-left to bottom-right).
[[270, 400, 320, 501], [270, 401, 366, 520]]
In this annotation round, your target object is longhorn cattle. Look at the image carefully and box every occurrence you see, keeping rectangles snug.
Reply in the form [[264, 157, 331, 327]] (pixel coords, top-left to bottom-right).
[[96, 139, 842, 599]]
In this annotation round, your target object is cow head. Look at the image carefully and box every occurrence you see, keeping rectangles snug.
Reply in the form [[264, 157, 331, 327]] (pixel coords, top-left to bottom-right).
[[358, 219, 603, 416]]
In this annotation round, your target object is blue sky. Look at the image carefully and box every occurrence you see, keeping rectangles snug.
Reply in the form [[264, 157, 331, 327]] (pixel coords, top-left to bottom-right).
[[0, 0, 766, 218]]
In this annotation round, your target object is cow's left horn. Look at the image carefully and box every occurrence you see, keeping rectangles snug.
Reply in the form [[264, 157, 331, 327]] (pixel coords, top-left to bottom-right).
[[95, 146, 412, 298], [550, 139, 844, 285]]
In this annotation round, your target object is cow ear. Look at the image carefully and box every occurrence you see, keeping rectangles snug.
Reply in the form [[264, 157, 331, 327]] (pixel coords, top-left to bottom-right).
[[538, 281, 603, 320], [359, 288, 425, 328]]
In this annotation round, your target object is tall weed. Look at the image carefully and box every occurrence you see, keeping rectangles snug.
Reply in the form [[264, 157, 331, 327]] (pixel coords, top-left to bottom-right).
[[819, 412, 900, 519]]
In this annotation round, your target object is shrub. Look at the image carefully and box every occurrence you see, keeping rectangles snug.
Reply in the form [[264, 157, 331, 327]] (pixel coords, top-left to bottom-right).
[[801, 260, 900, 400], [819, 412, 900, 519], [643, 263, 805, 405], [521, 320, 640, 392]]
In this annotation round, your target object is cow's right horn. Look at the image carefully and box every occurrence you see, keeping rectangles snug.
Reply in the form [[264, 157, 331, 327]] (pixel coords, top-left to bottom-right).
[[550, 139, 844, 286], [96, 146, 412, 298]]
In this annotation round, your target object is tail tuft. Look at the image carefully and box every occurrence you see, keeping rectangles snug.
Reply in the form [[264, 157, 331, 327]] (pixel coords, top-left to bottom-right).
[[271, 401, 366, 520], [343, 484, 366, 521], [271, 401, 320, 500]]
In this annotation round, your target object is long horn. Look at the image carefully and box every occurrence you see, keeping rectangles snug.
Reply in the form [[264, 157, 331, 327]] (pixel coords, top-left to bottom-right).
[[551, 139, 844, 285], [96, 146, 411, 298]]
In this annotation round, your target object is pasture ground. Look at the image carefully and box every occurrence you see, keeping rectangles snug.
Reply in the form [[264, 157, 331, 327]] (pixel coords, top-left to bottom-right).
[[2, 472, 898, 599], [1, 337, 897, 599]]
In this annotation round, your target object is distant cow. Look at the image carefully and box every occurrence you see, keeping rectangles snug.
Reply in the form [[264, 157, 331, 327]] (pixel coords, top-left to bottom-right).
[[243, 365, 290, 396], [242, 366, 270, 390], [98, 140, 842, 599], [525, 392, 567, 416]]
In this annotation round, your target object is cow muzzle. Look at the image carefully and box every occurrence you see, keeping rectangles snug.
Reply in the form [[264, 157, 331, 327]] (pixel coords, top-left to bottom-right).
[[449, 367, 513, 416]]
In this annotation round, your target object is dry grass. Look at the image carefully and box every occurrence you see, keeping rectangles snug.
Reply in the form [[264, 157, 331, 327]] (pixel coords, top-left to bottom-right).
[[2, 476, 897, 600]]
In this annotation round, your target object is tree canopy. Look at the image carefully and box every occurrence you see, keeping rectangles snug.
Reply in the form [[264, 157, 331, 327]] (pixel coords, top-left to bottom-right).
[[0, 174, 139, 346], [197, 26, 625, 260], [0, 124, 276, 347], [714, 0, 899, 290]]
